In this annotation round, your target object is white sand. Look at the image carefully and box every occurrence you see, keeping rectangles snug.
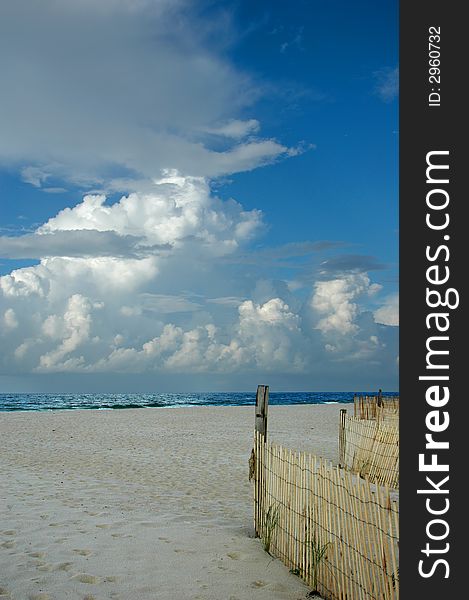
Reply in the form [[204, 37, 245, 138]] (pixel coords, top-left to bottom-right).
[[0, 403, 352, 600]]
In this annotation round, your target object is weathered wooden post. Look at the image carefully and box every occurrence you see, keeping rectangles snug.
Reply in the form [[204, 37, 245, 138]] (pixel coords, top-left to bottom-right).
[[377, 388, 383, 407], [253, 384, 269, 539], [339, 408, 347, 467], [255, 384, 269, 441]]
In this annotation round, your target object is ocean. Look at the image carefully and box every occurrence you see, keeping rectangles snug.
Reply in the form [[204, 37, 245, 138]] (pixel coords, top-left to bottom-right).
[[0, 391, 399, 412]]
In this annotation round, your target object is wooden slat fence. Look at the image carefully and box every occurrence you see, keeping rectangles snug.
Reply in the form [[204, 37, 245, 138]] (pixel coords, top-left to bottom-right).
[[339, 411, 399, 489], [354, 395, 399, 421], [376, 407, 399, 426], [253, 431, 399, 600]]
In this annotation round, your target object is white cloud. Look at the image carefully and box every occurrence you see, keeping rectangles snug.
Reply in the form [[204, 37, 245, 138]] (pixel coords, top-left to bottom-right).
[[79, 298, 306, 374], [37, 294, 92, 371], [1, 256, 159, 301], [374, 294, 399, 326], [0, 267, 48, 298], [38, 172, 262, 255], [0, 173, 397, 379], [236, 299, 306, 371], [310, 273, 374, 335]]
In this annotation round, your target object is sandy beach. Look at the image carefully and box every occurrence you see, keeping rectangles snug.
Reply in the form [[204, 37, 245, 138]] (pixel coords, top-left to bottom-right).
[[0, 403, 351, 600]]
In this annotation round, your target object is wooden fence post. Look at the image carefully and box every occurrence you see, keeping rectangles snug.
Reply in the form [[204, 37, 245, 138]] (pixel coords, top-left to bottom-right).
[[255, 384, 269, 441], [254, 384, 269, 539], [339, 408, 347, 467]]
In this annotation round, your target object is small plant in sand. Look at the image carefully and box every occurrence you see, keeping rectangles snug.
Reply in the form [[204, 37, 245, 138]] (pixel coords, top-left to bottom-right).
[[359, 459, 371, 478], [262, 503, 279, 554], [308, 536, 331, 593]]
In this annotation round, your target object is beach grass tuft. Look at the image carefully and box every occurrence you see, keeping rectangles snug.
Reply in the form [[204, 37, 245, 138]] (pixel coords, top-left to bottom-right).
[[262, 503, 280, 554], [308, 535, 331, 593]]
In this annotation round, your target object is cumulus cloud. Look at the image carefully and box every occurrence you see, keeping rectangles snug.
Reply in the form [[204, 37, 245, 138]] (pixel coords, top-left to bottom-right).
[[0, 173, 398, 379], [37, 294, 92, 371], [0, 0, 299, 188], [79, 298, 305, 374], [311, 273, 380, 335], [374, 294, 399, 326], [0, 172, 263, 312], [0, 256, 159, 300], [38, 172, 262, 255], [236, 299, 306, 371]]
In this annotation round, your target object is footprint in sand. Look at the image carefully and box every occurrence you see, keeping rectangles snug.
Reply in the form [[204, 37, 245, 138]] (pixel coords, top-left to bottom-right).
[[73, 549, 92, 556], [31, 559, 46, 568], [83, 595, 97, 600], [1, 541, 15, 549], [29, 552, 46, 559], [95, 524, 111, 529], [1, 531, 16, 536], [29, 594, 51, 600], [37, 564, 54, 572], [226, 551, 247, 561], [55, 562, 74, 572], [71, 574, 100, 584], [251, 580, 268, 589], [0, 586, 11, 597]]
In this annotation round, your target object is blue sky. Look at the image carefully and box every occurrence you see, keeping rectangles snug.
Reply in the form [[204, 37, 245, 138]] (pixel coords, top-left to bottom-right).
[[0, 0, 398, 393]]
